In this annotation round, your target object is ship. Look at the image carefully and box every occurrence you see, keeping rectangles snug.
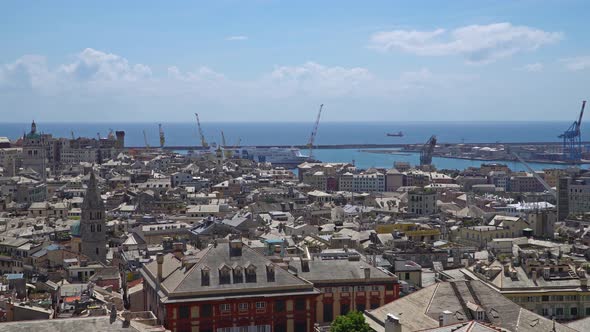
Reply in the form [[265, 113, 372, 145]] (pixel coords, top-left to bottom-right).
[[237, 147, 312, 167], [386, 131, 404, 137]]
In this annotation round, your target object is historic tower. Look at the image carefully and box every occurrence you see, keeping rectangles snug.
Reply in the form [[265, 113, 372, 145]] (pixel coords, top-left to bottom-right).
[[80, 171, 107, 262]]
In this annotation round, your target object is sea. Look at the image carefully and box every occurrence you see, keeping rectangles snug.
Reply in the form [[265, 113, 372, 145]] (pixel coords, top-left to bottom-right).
[[2, 121, 588, 172]]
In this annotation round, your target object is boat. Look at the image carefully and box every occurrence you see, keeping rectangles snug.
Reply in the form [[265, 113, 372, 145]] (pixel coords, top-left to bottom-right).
[[386, 131, 404, 137], [236, 147, 312, 167]]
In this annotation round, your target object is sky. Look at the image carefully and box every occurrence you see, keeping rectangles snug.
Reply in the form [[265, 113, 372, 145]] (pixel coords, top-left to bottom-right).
[[1, 0, 590, 123]]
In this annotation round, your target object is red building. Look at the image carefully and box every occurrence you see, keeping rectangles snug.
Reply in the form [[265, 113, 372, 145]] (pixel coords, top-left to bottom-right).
[[142, 239, 319, 332]]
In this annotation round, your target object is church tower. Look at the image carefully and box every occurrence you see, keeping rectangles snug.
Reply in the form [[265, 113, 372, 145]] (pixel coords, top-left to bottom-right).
[[80, 171, 107, 262]]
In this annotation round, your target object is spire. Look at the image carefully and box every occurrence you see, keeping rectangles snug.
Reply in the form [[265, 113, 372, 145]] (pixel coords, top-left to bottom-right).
[[82, 171, 104, 211], [31, 120, 37, 134]]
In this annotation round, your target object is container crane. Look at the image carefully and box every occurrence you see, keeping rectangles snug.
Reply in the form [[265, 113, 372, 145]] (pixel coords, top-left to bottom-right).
[[195, 113, 209, 149], [159, 124, 165, 148], [420, 135, 437, 166], [307, 104, 323, 159], [559, 100, 586, 161]]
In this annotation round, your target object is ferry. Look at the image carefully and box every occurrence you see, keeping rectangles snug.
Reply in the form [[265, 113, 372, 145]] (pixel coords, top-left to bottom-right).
[[237, 147, 311, 166]]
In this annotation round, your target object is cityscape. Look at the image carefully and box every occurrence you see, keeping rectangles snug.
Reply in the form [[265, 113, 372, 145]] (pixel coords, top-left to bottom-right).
[[2, 1, 590, 332]]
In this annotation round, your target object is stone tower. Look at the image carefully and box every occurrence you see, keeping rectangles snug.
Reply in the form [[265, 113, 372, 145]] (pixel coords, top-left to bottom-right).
[[22, 120, 48, 179], [80, 171, 107, 262]]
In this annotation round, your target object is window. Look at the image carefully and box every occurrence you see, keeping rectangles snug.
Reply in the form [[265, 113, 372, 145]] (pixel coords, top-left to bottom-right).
[[294, 322, 307, 332], [275, 300, 285, 312], [295, 299, 306, 311], [238, 303, 248, 311], [405, 273, 410, 280], [323, 303, 334, 322], [571, 307, 578, 317], [340, 303, 350, 316], [179, 305, 190, 319], [542, 308, 549, 316], [357, 286, 365, 292], [97, 224, 101, 232], [341, 286, 349, 292], [90, 224, 95, 232], [356, 303, 366, 312], [556, 307, 564, 316], [542, 295, 549, 302], [371, 286, 380, 291], [256, 302, 266, 309], [96, 248, 99, 255], [386, 284, 394, 291], [220, 304, 231, 312], [324, 287, 332, 293], [201, 304, 212, 317]]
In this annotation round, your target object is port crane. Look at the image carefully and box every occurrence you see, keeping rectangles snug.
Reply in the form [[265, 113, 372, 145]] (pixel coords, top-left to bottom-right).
[[143, 130, 150, 149], [512, 152, 556, 199], [307, 104, 323, 159], [420, 135, 437, 166], [220, 130, 233, 159], [195, 113, 209, 149], [159, 124, 165, 148], [559, 100, 586, 161]]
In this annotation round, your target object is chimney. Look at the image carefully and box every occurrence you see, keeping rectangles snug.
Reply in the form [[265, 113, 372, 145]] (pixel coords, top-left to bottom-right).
[[230, 240, 243, 257], [385, 313, 402, 332], [289, 202, 294, 211], [173, 242, 184, 259], [532, 270, 537, 283], [280, 202, 287, 212], [364, 267, 371, 279], [439, 310, 452, 327], [156, 253, 164, 283]]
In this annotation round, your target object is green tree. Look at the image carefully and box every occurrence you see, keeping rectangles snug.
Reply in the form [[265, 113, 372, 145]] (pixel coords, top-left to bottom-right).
[[330, 311, 372, 332]]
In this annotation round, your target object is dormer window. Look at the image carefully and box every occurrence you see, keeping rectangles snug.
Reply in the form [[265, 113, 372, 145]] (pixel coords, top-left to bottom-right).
[[233, 265, 244, 283], [201, 266, 210, 286], [245, 264, 257, 283], [266, 263, 275, 282], [219, 265, 231, 284]]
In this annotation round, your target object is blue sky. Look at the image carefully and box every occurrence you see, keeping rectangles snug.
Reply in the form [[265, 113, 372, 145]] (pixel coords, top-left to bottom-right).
[[1, 0, 589, 122]]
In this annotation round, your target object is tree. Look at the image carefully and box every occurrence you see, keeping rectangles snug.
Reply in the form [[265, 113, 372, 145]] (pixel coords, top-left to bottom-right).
[[330, 311, 372, 332]]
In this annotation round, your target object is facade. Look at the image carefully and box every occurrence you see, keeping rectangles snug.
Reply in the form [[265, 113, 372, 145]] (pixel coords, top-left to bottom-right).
[[141, 240, 320, 332], [557, 177, 590, 220], [466, 252, 590, 321], [21, 121, 49, 178], [80, 172, 107, 263], [408, 189, 438, 216], [296, 259, 399, 324]]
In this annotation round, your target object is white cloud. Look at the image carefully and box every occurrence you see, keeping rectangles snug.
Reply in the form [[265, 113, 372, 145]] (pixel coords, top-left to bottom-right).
[[370, 22, 562, 64], [226, 35, 248, 41], [520, 62, 544, 72], [59, 48, 152, 81], [561, 56, 590, 71], [0, 48, 473, 121]]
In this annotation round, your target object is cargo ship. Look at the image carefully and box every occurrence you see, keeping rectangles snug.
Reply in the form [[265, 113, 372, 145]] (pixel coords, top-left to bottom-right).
[[386, 131, 404, 137]]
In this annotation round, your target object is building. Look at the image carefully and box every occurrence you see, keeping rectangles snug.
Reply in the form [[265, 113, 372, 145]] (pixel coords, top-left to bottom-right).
[[364, 280, 577, 332], [557, 177, 590, 221], [21, 121, 49, 178], [457, 216, 530, 249], [80, 172, 107, 263], [141, 239, 320, 332], [408, 189, 438, 216], [465, 249, 590, 321], [295, 259, 399, 324]]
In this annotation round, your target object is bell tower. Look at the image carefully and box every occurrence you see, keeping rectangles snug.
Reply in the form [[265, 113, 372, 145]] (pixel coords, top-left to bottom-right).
[[80, 171, 107, 262]]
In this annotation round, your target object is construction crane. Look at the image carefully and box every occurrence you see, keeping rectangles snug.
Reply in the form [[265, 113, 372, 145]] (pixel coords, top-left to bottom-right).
[[307, 104, 324, 159], [159, 124, 165, 148], [513, 152, 556, 198], [143, 130, 150, 149], [195, 113, 209, 149], [559, 100, 586, 161], [420, 135, 437, 166]]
